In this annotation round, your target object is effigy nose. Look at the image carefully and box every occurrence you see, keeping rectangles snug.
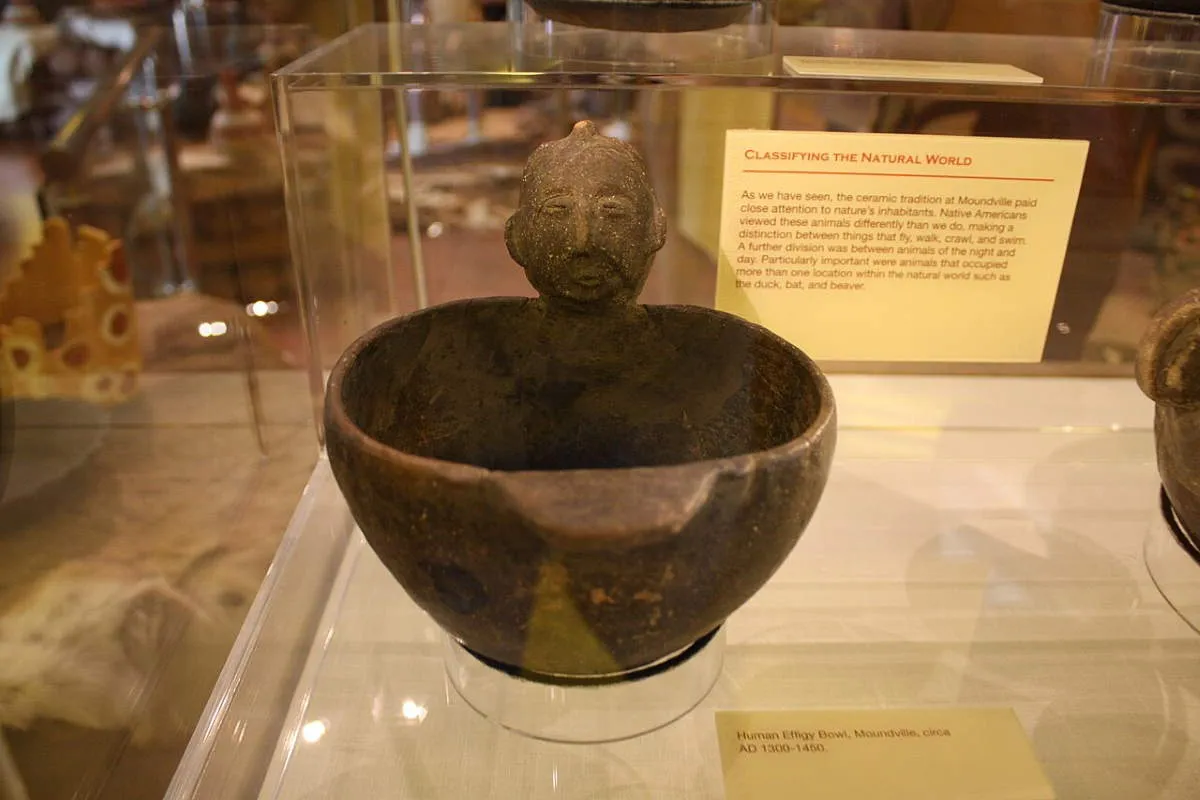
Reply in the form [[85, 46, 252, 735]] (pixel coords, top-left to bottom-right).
[[569, 204, 590, 252]]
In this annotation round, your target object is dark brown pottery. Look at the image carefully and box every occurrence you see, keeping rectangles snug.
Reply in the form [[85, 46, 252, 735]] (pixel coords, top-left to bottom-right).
[[324, 122, 836, 679], [1137, 287, 1200, 550]]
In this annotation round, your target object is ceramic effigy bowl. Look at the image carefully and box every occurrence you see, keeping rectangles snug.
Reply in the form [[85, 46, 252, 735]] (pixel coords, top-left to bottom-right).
[[324, 298, 835, 680]]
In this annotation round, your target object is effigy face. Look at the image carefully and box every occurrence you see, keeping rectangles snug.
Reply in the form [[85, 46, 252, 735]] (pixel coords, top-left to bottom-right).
[[506, 121, 666, 309]]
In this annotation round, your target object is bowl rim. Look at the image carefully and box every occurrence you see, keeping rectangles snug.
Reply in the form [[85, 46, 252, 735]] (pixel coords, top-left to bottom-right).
[[323, 298, 837, 481]]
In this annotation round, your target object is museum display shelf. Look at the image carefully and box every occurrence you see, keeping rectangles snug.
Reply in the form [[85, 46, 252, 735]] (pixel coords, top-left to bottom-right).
[[167, 375, 1200, 799]]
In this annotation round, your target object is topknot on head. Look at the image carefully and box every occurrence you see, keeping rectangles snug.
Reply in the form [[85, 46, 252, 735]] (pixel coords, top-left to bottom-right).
[[522, 119, 651, 190], [569, 120, 599, 138]]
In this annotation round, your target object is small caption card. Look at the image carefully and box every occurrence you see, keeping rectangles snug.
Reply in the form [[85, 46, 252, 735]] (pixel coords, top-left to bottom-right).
[[783, 56, 1043, 85], [716, 707, 1056, 800], [715, 129, 1089, 362]]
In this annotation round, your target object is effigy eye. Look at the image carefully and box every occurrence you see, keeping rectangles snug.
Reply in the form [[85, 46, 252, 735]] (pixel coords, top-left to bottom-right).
[[598, 199, 633, 218], [540, 201, 571, 216]]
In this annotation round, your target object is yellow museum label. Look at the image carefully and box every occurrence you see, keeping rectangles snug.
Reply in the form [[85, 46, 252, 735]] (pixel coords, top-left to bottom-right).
[[783, 56, 1043, 84], [716, 707, 1056, 800], [715, 130, 1090, 362]]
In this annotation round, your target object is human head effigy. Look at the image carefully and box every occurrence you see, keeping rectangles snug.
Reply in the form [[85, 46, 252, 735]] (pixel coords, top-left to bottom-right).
[[505, 121, 666, 308]]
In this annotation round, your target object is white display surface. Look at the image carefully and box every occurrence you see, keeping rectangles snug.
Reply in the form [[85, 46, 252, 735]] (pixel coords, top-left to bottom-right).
[[205, 376, 1200, 799]]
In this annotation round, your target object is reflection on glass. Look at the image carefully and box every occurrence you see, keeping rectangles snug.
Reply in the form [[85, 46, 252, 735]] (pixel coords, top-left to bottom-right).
[[246, 299, 280, 317], [196, 320, 228, 337], [300, 719, 327, 744], [400, 699, 428, 723]]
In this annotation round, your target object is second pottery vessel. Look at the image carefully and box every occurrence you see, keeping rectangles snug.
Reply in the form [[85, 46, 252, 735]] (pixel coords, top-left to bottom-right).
[[1138, 288, 1200, 551]]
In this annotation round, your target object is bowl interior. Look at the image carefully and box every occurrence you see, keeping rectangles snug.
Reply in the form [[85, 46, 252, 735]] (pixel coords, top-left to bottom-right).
[[337, 300, 826, 472]]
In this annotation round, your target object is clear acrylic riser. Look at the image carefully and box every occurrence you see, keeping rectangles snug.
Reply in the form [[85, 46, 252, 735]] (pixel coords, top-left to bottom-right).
[[1147, 490, 1200, 634], [169, 375, 1200, 800]]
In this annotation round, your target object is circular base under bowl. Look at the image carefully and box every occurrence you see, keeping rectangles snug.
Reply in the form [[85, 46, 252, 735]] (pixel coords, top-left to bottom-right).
[[444, 626, 725, 743], [527, 0, 752, 32], [1145, 487, 1200, 633]]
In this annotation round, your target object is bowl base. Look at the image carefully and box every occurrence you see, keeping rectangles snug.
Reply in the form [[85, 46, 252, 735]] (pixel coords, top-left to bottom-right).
[[444, 627, 724, 743]]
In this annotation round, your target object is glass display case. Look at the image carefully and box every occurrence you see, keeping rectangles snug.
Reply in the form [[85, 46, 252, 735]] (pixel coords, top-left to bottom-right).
[[0, 20, 319, 800], [169, 19, 1200, 799]]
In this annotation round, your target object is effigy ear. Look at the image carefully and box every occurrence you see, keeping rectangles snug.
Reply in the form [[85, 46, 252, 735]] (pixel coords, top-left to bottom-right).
[[504, 212, 525, 268], [1137, 289, 1200, 408], [650, 205, 667, 252]]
